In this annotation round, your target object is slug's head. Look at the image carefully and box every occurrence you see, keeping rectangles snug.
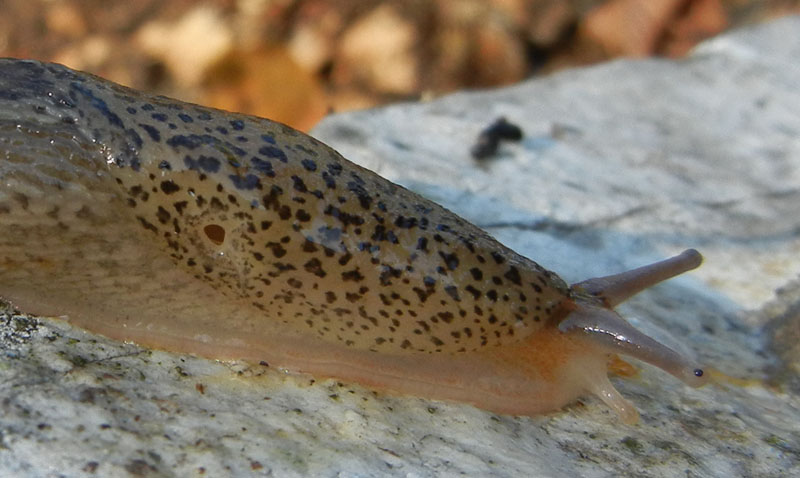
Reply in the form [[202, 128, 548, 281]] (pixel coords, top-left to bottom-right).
[[556, 250, 708, 423]]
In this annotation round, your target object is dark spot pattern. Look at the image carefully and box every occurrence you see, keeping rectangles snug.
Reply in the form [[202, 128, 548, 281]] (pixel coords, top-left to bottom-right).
[[7, 60, 571, 356]]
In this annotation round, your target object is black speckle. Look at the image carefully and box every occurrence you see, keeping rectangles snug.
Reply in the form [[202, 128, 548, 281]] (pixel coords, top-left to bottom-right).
[[129, 156, 142, 172], [504, 266, 522, 286], [491, 251, 505, 264], [156, 206, 171, 224], [262, 186, 283, 210], [266, 242, 287, 258], [252, 158, 275, 177], [287, 278, 303, 289], [184, 155, 221, 173], [304, 258, 326, 277], [465, 285, 481, 300], [439, 251, 459, 270], [295, 209, 311, 222], [230, 119, 245, 130], [70, 82, 124, 128], [371, 225, 399, 244], [129, 185, 147, 200], [302, 239, 318, 252], [347, 180, 372, 209], [469, 267, 483, 281], [160, 180, 180, 194], [321, 172, 336, 189], [326, 162, 343, 176], [325, 291, 336, 304], [229, 174, 261, 190], [166, 134, 245, 157], [342, 268, 365, 282], [338, 253, 353, 266], [395, 216, 417, 229], [138, 123, 161, 141], [437, 311, 454, 323], [151, 113, 168, 122], [323, 204, 365, 228], [136, 216, 158, 234], [178, 113, 193, 123], [209, 196, 227, 212], [378, 265, 402, 286], [291, 175, 308, 193], [173, 201, 188, 215], [158, 160, 172, 170], [301, 159, 317, 172], [444, 285, 460, 302], [259, 145, 288, 163], [125, 128, 143, 151]]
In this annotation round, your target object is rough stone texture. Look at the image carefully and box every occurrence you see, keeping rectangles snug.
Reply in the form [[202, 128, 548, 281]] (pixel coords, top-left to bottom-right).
[[2, 17, 800, 478]]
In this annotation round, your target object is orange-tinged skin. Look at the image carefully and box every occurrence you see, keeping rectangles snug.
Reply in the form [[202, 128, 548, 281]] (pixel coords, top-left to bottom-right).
[[0, 59, 707, 423]]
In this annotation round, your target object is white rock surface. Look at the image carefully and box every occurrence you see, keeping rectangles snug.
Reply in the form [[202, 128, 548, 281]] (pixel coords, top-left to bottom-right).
[[2, 17, 800, 478]]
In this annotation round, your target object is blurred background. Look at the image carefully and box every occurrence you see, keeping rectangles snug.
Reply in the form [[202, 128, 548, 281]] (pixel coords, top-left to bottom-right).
[[1, 0, 797, 131]]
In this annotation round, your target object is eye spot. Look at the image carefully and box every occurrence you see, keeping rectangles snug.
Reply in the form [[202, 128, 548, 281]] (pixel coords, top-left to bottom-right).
[[204, 224, 226, 245]]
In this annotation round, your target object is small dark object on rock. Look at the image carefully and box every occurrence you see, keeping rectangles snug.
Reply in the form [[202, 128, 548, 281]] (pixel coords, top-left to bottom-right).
[[470, 117, 524, 160]]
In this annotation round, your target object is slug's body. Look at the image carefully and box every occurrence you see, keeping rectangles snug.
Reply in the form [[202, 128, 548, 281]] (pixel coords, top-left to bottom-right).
[[0, 59, 706, 423]]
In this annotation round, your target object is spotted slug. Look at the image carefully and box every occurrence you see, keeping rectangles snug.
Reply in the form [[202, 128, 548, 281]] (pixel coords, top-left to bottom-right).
[[0, 59, 707, 423]]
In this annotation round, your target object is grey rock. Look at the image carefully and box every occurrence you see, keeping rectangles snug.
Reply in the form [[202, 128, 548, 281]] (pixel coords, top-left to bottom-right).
[[2, 16, 800, 478]]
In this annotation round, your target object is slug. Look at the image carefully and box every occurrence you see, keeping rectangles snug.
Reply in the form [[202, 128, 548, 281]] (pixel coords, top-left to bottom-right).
[[0, 59, 707, 423]]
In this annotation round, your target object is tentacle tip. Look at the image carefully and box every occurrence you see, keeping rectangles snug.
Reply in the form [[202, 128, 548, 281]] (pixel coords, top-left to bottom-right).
[[587, 372, 641, 424], [681, 366, 710, 388], [610, 396, 640, 425], [620, 405, 640, 425], [679, 248, 703, 270]]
